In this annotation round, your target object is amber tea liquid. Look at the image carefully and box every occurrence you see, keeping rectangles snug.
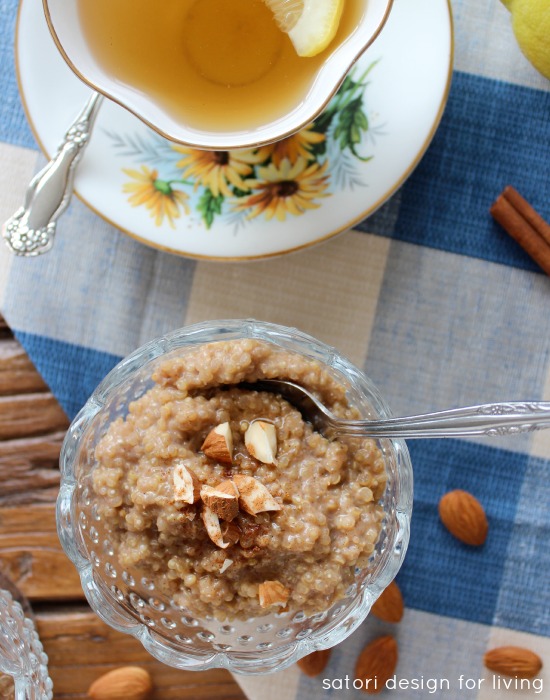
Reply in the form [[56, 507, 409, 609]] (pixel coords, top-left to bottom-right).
[[76, 0, 363, 133]]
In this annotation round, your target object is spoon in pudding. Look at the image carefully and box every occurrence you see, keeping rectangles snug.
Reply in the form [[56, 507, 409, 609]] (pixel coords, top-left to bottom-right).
[[242, 379, 550, 439]]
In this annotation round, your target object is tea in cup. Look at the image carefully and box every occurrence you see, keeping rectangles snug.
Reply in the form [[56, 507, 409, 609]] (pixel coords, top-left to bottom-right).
[[44, 0, 393, 149]]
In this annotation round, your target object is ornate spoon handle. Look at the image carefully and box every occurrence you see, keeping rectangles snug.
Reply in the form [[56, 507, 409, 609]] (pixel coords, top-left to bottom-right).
[[333, 401, 550, 439], [2, 92, 102, 256]]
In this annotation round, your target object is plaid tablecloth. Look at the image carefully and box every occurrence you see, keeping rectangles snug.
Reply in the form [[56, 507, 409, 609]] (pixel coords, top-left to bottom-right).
[[1, 0, 549, 697]]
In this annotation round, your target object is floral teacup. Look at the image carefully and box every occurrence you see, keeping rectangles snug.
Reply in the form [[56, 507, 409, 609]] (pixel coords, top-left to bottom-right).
[[43, 0, 393, 150]]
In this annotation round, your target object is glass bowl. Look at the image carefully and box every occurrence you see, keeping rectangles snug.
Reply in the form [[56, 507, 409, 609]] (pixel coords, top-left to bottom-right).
[[0, 577, 53, 700], [57, 319, 412, 674]]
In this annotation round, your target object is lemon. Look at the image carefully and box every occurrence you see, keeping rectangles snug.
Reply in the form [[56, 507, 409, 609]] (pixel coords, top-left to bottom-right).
[[265, 0, 345, 57], [500, 0, 550, 80]]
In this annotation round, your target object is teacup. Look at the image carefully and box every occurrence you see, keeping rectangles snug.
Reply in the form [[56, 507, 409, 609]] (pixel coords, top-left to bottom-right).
[[43, 0, 393, 150]]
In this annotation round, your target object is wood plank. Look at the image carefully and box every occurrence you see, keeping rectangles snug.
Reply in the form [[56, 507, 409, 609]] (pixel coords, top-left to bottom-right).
[[0, 393, 69, 440], [0, 315, 11, 339], [0, 432, 63, 505], [0, 323, 247, 699], [36, 608, 247, 700], [0, 330, 63, 503], [0, 430, 64, 469], [0, 338, 49, 395], [0, 504, 83, 601], [0, 503, 59, 533]]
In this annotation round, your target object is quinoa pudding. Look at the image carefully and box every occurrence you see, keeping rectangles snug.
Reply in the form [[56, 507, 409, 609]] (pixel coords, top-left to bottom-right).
[[92, 338, 387, 620]]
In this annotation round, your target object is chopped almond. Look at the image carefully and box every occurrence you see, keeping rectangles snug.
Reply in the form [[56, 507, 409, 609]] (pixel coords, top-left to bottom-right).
[[200, 484, 239, 522], [244, 420, 278, 465], [201, 422, 233, 465], [259, 580, 290, 608], [217, 479, 239, 497], [219, 558, 233, 574], [201, 506, 230, 549], [221, 521, 242, 547], [173, 462, 201, 504], [233, 474, 282, 515]]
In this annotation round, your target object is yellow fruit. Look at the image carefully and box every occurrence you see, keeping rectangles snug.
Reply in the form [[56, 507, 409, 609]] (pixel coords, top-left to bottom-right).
[[501, 0, 550, 79], [265, 0, 344, 57]]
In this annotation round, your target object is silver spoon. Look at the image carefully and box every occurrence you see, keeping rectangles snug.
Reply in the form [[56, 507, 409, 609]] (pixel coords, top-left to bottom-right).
[[2, 92, 102, 256], [243, 379, 550, 439]]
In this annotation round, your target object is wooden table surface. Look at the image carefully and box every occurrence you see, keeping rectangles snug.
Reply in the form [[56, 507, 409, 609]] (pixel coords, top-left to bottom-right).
[[0, 314, 246, 699]]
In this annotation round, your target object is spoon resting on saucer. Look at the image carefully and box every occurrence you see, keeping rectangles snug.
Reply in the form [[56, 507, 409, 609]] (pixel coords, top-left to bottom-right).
[[2, 92, 102, 256], [243, 379, 550, 439]]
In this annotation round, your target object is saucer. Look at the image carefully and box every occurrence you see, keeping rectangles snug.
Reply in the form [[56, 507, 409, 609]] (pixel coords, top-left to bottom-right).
[[16, 0, 453, 261]]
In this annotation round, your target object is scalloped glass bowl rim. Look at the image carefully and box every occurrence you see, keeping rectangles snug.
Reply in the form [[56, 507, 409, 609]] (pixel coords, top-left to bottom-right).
[[57, 319, 413, 674]]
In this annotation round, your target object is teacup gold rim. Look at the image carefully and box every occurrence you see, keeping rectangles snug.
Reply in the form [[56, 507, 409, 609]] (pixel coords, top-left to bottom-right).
[[16, 0, 454, 262], [41, 0, 395, 151]]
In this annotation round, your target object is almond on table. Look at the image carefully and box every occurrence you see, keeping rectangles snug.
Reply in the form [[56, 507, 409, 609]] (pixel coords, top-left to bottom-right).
[[370, 580, 404, 623], [484, 646, 543, 679], [355, 635, 398, 695], [438, 489, 488, 546], [88, 666, 153, 700], [297, 648, 332, 676]]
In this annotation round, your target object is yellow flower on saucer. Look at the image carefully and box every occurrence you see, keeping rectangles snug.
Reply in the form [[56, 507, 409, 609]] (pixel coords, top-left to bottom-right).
[[173, 148, 264, 198], [234, 157, 330, 222], [256, 126, 326, 167], [122, 166, 189, 228]]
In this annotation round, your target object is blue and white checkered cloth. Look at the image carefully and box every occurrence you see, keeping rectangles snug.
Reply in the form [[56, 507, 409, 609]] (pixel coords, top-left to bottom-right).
[[1, 0, 549, 697]]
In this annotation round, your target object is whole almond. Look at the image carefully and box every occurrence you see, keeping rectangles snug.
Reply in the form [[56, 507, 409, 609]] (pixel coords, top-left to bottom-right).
[[88, 666, 153, 700], [355, 635, 398, 694], [438, 489, 488, 546], [371, 581, 404, 623], [297, 649, 332, 677], [484, 646, 543, 679]]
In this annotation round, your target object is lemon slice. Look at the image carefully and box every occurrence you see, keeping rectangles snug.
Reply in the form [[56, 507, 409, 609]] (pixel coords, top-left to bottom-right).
[[265, 0, 345, 57]]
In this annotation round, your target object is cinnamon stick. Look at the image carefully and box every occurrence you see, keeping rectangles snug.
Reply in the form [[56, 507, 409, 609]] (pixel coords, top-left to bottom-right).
[[490, 186, 550, 276]]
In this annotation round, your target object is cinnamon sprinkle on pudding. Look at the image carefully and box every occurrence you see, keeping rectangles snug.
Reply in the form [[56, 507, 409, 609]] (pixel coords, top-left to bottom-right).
[[92, 339, 386, 620]]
